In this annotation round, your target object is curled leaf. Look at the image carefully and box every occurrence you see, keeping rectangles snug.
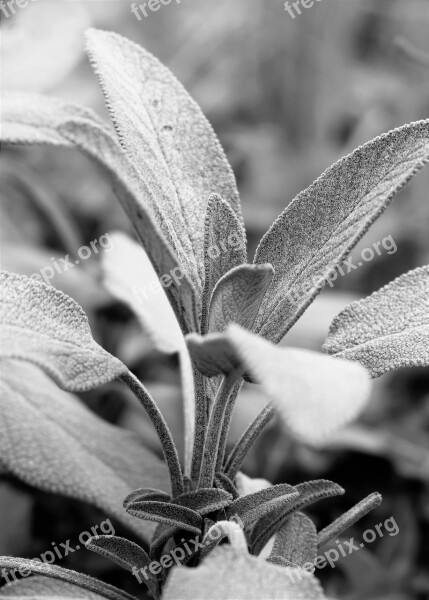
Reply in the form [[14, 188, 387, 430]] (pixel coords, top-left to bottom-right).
[[123, 488, 171, 508], [324, 266, 429, 376], [175, 489, 233, 515]]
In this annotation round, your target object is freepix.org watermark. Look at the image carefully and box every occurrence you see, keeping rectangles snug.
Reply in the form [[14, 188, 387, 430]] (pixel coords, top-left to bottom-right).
[[288, 515, 399, 584], [1, 518, 115, 585], [0, 0, 37, 19], [30, 233, 114, 286], [131, 0, 180, 20], [284, 0, 324, 19]]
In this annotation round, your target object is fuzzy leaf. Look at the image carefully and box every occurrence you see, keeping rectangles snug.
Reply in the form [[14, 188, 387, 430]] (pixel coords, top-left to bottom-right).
[[254, 119, 429, 343], [1, 93, 198, 333], [226, 484, 298, 526], [85, 536, 158, 599], [201, 194, 247, 334], [175, 489, 233, 515], [268, 512, 317, 569], [163, 546, 327, 599], [251, 480, 345, 555], [0, 558, 136, 600], [101, 232, 195, 476], [0, 576, 108, 599], [324, 266, 429, 376], [208, 264, 274, 333], [0, 271, 125, 392], [0, 360, 168, 540], [85, 28, 242, 299], [188, 325, 371, 444], [123, 488, 171, 507], [126, 501, 202, 535], [317, 492, 382, 548], [213, 473, 239, 499]]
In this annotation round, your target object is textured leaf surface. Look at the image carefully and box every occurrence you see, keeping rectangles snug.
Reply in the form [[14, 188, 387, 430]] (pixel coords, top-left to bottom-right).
[[1, 93, 198, 333], [269, 512, 317, 569], [251, 480, 345, 555], [0, 575, 107, 599], [226, 484, 298, 526], [208, 264, 274, 333], [86, 28, 242, 299], [0, 271, 125, 392], [201, 194, 247, 333], [0, 559, 136, 600], [126, 501, 202, 535], [163, 546, 327, 599], [324, 266, 429, 376], [175, 488, 233, 515], [254, 120, 429, 343], [0, 360, 168, 540]]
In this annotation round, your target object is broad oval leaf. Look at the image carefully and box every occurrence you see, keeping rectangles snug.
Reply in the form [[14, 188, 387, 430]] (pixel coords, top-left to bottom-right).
[[254, 120, 429, 343], [323, 265, 429, 376], [0, 271, 125, 392], [163, 546, 327, 599], [0, 558, 136, 600], [85, 28, 242, 299], [268, 512, 317, 569], [0, 360, 168, 540]]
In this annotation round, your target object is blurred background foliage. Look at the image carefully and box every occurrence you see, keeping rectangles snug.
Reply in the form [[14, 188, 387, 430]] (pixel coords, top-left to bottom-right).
[[1, 0, 429, 598]]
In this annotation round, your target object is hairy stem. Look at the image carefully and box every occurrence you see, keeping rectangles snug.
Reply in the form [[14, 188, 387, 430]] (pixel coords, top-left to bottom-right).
[[225, 403, 275, 480], [214, 381, 242, 473], [198, 370, 242, 489], [190, 370, 209, 482], [121, 371, 184, 498]]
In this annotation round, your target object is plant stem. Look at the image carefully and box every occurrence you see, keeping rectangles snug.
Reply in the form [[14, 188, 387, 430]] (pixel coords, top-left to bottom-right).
[[225, 403, 274, 480], [198, 369, 242, 489], [121, 371, 184, 498], [190, 370, 209, 482]]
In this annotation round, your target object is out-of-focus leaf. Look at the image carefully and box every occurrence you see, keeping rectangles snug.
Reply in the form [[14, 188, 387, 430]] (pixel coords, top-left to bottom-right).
[[268, 512, 317, 569], [254, 120, 429, 343], [0, 271, 125, 392], [163, 546, 327, 599], [85, 28, 242, 302], [1, 2, 90, 93], [0, 558, 137, 600], [324, 266, 429, 376], [201, 194, 247, 334], [234, 472, 271, 497], [101, 231, 196, 476], [1, 93, 199, 333], [0, 360, 168, 540], [187, 325, 371, 445], [208, 264, 274, 333], [0, 575, 108, 599]]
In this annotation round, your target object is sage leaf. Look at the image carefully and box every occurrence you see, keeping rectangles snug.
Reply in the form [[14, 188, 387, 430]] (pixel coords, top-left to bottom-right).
[[0, 360, 168, 540], [208, 264, 274, 333], [254, 119, 429, 343], [126, 500, 202, 535], [85, 28, 242, 299], [188, 324, 371, 444], [1, 93, 199, 333], [268, 512, 317, 569], [0, 576, 108, 599], [323, 265, 429, 376], [201, 194, 247, 334], [85, 536, 158, 599], [163, 546, 327, 599], [213, 473, 239, 499], [123, 488, 171, 508], [251, 480, 345, 555], [226, 484, 298, 526], [174, 489, 233, 515], [0, 271, 125, 392], [0, 558, 136, 600], [317, 492, 382, 548]]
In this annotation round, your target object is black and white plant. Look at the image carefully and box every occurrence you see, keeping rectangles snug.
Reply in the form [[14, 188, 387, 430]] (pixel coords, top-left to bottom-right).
[[0, 28, 428, 600]]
